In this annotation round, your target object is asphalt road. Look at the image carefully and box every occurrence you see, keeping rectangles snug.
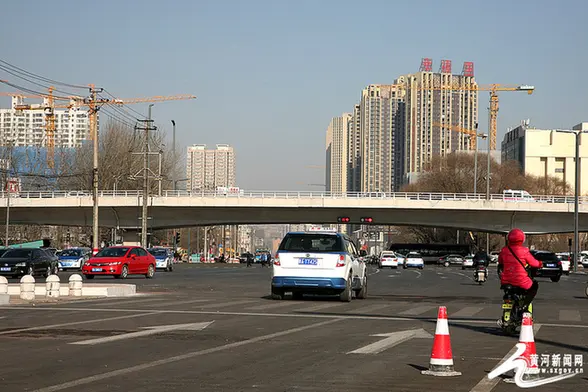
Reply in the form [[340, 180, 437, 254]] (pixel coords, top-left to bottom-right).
[[1, 263, 587, 392]]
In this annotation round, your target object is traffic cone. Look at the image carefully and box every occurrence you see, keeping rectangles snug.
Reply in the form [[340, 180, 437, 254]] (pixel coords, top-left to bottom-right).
[[519, 312, 540, 376], [422, 306, 462, 377]]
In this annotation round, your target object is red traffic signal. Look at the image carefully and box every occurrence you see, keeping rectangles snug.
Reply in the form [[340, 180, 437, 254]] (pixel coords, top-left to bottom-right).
[[360, 217, 373, 223], [337, 216, 351, 223]]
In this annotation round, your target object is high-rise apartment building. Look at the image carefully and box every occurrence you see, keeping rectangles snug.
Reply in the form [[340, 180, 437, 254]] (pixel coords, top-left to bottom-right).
[[186, 144, 236, 191], [0, 96, 92, 148], [347, 104, 361, 192], [359, 85, 405, 192], [397, 60, 478, 185], [325, 113, 351, 194]]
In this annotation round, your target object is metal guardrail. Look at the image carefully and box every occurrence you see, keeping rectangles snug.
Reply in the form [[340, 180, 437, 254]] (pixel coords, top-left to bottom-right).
[[0, 190, 586, 204]]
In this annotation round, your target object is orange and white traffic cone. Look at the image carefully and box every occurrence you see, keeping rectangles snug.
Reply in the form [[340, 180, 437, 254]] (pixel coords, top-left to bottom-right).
[[422, 306, 462, 377], [519, 312, 540, 377]]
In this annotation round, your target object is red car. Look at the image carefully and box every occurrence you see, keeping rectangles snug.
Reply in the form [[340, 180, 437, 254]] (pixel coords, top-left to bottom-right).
[[82, 246, 156, 279]]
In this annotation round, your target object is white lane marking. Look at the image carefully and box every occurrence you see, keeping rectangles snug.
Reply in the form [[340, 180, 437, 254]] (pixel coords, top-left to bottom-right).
[[31, 318, 341, 392], [469, 324, 542, 392], [388, 275, 398, 278], [347, 328, 432, 354], [452, 307, 484, 318], [198, 299, 257, 309], [70, 321, 213, 346], [96, 297, 172, 306], [559, 310, 581, 322], [410, 270, 422, 278], [246, 301, 304, 311], [398, 305, 436, 316], [157, 299, 212, 307], [3, 307, 586, 329], [367, 269, 381, 276], [346, 303, 389, 314], [448, 271, 476, 282], [0, 312, 160, 336], [296, 303, 346, 312]]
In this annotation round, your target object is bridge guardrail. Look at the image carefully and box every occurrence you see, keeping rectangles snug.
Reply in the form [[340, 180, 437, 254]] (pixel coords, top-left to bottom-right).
[[0, 190, 587, 204]]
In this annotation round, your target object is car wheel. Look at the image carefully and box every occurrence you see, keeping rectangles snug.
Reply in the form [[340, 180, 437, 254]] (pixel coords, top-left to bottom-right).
[[85, 275, 95, 280], [551, 276, 561, 283], [117, 265, 129, 279], [444, 261, 450, 267], [292, 291, 303, 300], [145, 264, 155, 279], [419, 266, 424, 270], [271, 287, 284, 300], [339, 274, 352, 302], [356, 276, 368, 299]]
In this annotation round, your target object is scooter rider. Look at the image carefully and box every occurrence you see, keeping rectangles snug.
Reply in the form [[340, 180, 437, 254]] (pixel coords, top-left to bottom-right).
[[497, 228, 543, 314], [473, 248, 490, 279]]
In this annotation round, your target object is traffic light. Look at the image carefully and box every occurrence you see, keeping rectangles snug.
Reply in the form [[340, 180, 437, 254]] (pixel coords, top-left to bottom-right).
[[175, 232, 181, 245], [360, 217, 373, 224], [337, 216, 351, 223]]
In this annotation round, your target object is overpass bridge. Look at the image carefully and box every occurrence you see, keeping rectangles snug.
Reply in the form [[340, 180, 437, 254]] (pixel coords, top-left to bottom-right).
[[1, 190, 586, 234]]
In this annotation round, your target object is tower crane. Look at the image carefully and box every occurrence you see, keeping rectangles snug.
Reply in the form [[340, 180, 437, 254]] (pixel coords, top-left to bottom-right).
[[4, 85, 196, 168], [431, 122, 478, 149]]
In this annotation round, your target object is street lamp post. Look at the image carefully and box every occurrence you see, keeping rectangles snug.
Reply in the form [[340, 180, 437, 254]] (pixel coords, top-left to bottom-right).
[[473, 130, 488, 195], [554, 129, 588, 273]]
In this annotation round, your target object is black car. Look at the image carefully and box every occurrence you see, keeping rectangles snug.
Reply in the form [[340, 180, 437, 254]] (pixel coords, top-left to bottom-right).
[[239, 252, 253, 264], [0, 248, 59, 278], [438, 254, 464, 267], [531, 250, 562, 282]]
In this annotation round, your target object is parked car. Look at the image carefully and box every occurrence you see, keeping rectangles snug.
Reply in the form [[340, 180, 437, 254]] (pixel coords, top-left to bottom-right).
[[404, 252, 424, 269], [531, 250, 563, 282], [439, 254, 464, 267], [0, 247, 59, 278], [82, 246, 156, 279], [147, 248, 174, 272]]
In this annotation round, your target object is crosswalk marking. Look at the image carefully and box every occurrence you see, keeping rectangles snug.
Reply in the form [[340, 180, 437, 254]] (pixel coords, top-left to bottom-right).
[[398, 305, 436, 316], [559, 310, 581, 322], [246, 301, 304, 311], [296, 303, 346, 312], [346, 303, 389, 314], [452, 307, 484, 318], [198, 300, 257, 309]]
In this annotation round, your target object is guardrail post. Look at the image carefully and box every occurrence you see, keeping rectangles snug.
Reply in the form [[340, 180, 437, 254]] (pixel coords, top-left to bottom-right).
[[0, 276, 7, 294], [45, 275, 60, 298], [20, 275, 35, 301], [69, 274, 83, 297]]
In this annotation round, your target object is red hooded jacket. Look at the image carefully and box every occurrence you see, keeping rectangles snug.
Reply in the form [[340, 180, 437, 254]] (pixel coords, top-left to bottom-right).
[[498, 229, 542, 290]]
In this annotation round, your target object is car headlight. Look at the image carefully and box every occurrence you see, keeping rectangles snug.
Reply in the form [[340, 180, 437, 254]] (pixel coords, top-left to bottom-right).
[[15, 262, 26, 267]]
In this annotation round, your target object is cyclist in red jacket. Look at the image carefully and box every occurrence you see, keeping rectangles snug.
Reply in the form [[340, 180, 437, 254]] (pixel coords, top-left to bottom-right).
[[497, 228, 543, 313]]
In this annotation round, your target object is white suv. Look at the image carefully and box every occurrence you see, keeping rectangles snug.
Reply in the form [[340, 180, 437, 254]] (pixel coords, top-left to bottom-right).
[[272, 231, 367, 302]]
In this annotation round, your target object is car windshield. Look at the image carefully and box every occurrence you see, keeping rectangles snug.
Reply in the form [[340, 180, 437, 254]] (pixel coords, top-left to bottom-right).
[[94, 247, 129, 258], [148, 249, 168, 256], [533, 252, 559, 262], [279, 234, 345, 252], [60, 249, 82, 257], [381, 252, 395, 257], [2, 249, 33, 258]]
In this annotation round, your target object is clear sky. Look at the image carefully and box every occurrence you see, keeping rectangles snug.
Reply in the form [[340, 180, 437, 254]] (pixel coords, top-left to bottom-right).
[[1, 0, 586, 191]]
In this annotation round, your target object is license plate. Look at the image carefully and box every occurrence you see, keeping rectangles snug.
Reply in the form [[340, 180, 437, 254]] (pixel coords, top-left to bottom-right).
[[502, 304, 512, 309], [0, 267, 10, 271], [91, 268, 102, 272], [298, 258, 318, 265], [546, 264, 555, 268]]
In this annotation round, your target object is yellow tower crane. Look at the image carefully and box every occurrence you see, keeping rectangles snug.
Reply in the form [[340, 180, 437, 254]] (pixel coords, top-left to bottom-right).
[[4, 86, 196, 168], [431, 122, 478, 149]]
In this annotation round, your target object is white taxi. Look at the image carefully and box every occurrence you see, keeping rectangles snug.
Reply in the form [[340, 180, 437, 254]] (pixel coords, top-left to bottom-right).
[[272, 231, 367, 302]]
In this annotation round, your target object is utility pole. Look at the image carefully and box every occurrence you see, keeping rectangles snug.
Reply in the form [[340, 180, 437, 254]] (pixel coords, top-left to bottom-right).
[[88, 84, 107, 255], [4, 140, 13, 248], [158, 149, 163, 196], [131, 105, 159, 248]]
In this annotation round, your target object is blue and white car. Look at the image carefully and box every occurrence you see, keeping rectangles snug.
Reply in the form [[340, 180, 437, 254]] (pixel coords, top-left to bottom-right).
[[272, 231, 368, 302], [403, 252, 424, 269], [147, 248, 174, 272], [58, 247, 91, 270]]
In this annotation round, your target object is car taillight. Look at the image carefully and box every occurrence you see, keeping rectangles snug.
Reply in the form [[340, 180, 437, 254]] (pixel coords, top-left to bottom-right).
[[504, 299, 511, 304], [336, 254, 345, 267], [273, 253, 280, 266]]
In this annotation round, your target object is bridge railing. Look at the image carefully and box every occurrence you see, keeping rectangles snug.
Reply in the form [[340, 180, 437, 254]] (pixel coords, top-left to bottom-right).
[[1, 190, 587, 204]]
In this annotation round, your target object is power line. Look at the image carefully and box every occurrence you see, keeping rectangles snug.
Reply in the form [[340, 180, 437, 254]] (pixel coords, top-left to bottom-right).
[[0, 79, 74, 100], [102, 89, 147, 120], [0, 59, 87, 89], [0, 64, 82, 97]]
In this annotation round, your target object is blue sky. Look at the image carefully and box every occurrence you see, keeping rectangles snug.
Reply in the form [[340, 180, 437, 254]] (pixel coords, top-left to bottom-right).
[[1, 0, 586, 190]]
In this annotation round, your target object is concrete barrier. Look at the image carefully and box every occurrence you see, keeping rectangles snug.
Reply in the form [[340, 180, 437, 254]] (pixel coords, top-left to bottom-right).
[[69, 274, 83, 297], [0, 276, 8, 294], [0, 293, 8, 305], [46, 275, 60, 298], [20, 275, 35, 301]]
